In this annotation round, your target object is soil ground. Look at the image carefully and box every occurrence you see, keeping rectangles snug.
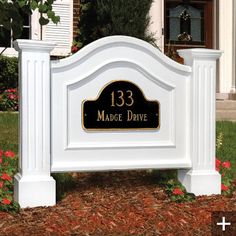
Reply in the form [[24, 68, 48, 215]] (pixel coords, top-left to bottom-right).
[[0, 171, 236, 236]]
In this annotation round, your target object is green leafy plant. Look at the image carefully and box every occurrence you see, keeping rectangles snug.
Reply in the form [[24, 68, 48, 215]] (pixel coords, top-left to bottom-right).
[[216, 132, 224, 151], [151, 170, 195, 202], [0, 0, 60, 40], [0, 56, 18, 94], [0, 88, 18, 111], [73, 0, 156, 53], [0, 149, 20, 213], [52, 173, 77, 201], [165, 179, 195, 202]]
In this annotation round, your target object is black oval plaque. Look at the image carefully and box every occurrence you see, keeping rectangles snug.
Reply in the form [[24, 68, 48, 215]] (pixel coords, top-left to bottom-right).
[[82, 81, 160, 130]]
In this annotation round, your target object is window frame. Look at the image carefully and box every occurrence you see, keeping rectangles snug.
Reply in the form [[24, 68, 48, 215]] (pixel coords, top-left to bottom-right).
[[164, 0, 213, 52]]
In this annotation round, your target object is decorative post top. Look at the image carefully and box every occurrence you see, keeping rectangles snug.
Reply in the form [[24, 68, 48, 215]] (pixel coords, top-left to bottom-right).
[[13, 39, 56, 53], [178, 48, 223, 61]]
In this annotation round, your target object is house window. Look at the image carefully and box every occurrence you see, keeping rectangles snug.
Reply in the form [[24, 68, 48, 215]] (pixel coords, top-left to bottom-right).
[[164, 0, 213, 58], [166, 0, 205, 45], [0, 10, 30, 48]]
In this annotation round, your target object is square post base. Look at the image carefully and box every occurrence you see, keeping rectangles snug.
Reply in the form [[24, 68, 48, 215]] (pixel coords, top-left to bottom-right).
[[178, 169, 221, 196], [14, 173, 56, 208]]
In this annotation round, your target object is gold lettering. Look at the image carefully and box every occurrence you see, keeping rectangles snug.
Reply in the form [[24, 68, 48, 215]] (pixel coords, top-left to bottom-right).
[[126, 90, 134, 106], [105, 114, 110, 121], [97, 110, 123, 122], [111, 91, 115, 107], [97, 110, 105, 121], [127, 110, 133, 121], [116, 90, 125, 107], [111, 89, 134, 107], [144, 114, 148, 121], [127, 110, 148, 122]]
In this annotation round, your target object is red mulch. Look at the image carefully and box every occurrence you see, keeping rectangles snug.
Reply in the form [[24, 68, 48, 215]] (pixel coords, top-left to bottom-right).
[[0, 171, 236, 236]]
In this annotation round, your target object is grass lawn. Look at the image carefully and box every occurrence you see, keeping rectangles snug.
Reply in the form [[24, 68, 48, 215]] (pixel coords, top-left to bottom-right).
[[216, 121, 236, 178], [0, 113, 235, 177], [0, 112, 18, 154]]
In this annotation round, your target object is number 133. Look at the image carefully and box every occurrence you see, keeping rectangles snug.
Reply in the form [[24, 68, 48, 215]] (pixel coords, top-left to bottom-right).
[[111, 90, 134, 107]]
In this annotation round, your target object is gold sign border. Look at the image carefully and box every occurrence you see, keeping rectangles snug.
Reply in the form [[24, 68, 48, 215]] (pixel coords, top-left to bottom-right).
[[81, 80, 161, 132]]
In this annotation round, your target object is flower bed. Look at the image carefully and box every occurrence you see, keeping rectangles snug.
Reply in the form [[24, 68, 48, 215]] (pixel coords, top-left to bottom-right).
[[0, 88, 18, 111], [216, 158, 233, 195], [0, 149, 19, 212]]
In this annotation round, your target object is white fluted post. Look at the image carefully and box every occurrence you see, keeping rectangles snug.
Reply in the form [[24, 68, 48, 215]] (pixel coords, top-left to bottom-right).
[[177, 49, 223, 196], [13, 40, 56, 207]]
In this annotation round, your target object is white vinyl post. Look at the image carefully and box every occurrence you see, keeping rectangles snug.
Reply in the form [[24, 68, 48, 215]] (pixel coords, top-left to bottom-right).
[[13, 40, 56, 207], [177, 49, 223, 196]]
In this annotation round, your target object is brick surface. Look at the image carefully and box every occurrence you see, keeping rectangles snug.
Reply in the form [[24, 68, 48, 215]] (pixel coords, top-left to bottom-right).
[[73, 0, 80, 38]]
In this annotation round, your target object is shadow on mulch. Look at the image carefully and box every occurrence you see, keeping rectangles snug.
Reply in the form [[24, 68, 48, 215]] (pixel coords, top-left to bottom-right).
[[0, 171, 236, 236]]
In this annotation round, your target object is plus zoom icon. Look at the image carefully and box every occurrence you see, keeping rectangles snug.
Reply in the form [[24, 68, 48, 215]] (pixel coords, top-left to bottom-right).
[[212, 211, 236, 235]]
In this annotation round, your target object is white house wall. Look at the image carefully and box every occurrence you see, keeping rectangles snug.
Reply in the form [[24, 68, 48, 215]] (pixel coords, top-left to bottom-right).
[[218, 0, 233, 94], [232, 0, 236, 93], [149, 0, 164, 50]]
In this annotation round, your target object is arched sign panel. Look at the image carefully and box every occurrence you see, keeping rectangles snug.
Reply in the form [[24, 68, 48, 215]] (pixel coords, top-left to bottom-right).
[[51, 36, 191, 172]]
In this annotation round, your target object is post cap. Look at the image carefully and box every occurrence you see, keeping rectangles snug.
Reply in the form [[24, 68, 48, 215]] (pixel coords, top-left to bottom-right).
[[13, 39, 56, 52], [178, 48, 223, 60]]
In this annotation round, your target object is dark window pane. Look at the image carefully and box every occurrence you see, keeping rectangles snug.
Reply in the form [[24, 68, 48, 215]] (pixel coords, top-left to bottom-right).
[[15, 10, 30, 40], [19, 27, 30, 39]]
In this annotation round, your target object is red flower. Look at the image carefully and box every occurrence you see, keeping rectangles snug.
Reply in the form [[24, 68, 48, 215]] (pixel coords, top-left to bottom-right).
[[1, 173, 12, 181], [4, 150, 15, 158], [71, 45, 79, 53], [222, 161, 231, 169], [5, 88, 16, 93], [0, 182, 3, 188], [1, 198, 11, 205], [215, 158, 221, 167], [8, 94, 16, 100], [172, 188, 184, 195], [0, 150, 3, 157], [0, 157, 2, 163], [215, 158, 221, 172], [221, 184, 229, 191]]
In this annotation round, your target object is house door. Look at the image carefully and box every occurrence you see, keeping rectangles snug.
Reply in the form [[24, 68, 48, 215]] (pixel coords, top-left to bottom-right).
[[164, 0, 213, 62]]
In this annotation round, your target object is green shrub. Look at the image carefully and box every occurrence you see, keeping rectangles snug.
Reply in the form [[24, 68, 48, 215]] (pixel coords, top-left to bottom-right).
[[73, 0, 156, 51], [0, 56, 18, 94]]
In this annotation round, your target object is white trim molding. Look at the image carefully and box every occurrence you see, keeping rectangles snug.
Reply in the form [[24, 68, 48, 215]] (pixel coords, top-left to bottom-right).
[[218, 0, 233, 93]]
